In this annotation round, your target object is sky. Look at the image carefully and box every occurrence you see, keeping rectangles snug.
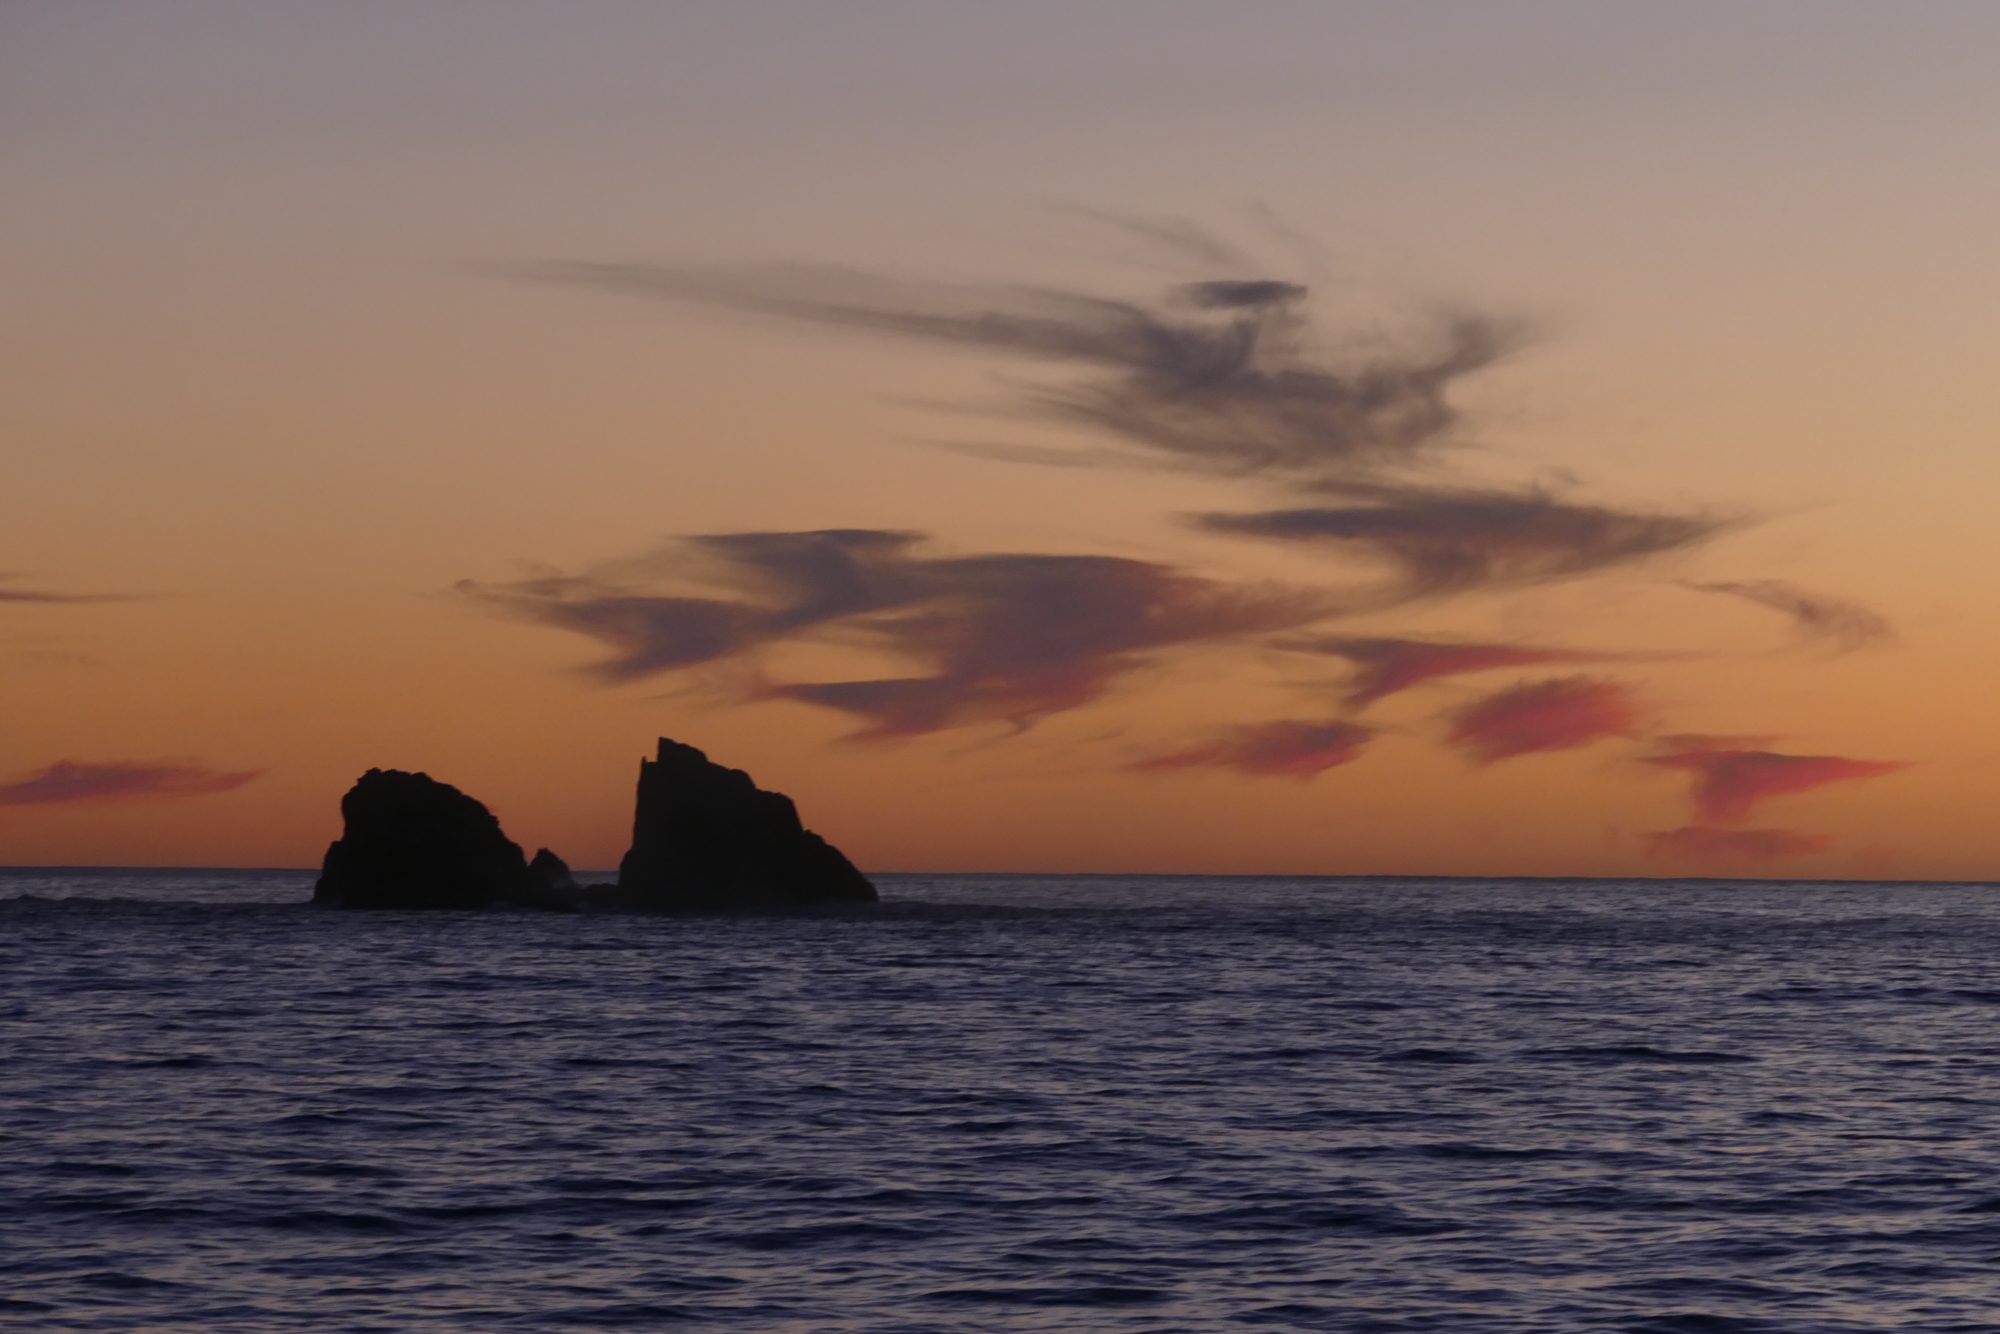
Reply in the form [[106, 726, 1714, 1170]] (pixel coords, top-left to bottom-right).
[[6, 2, 2000, 876]]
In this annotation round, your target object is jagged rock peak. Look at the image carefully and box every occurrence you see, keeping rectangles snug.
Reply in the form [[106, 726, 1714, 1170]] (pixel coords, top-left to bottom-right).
[[617, 738, 876, 909], [528, 847, 577, 893], [313, 768, 569, 911]]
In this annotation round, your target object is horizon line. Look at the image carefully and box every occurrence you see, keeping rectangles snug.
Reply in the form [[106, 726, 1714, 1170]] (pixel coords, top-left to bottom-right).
[[0, 864, 1991, 889]]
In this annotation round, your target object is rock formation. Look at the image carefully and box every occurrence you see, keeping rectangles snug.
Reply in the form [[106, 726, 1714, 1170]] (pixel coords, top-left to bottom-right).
[[527, 847, 577, 896], [312, 741, 873, 912], [617, 738, 876, 909], [313, 768, 569, 910]]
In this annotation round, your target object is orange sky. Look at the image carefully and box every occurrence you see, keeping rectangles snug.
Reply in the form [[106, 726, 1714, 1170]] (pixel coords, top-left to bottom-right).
[[6, 4, 2000, 876]]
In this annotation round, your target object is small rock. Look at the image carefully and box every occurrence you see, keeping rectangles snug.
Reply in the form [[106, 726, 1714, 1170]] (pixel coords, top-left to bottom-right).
[[617, 738, 876, 909], [313, 768, 567, 910]]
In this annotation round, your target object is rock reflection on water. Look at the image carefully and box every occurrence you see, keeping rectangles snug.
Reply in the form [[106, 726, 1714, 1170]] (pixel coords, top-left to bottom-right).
[[5, 870, 2000, 1330]]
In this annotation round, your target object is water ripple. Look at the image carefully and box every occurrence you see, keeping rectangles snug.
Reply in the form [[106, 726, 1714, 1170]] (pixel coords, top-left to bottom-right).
[[7, 869, 2000, 1330]]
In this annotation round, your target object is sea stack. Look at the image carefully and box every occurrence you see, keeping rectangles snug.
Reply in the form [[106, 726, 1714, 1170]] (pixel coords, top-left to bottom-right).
[[618, 738, 877, 909], [527, 847, 578, 896], [313, 768, 569, 910]]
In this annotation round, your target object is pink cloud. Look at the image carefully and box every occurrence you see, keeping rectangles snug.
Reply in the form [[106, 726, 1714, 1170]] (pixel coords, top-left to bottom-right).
[[1283, 635, 1616, 709], [1644, 739, 1908, 824], [1646, 825, 1834, 866], [1133, 719, 1372, 780], [1446, 676, 1642, 764], [0, 760, 264, 808], [459, 530, 1332, 739]]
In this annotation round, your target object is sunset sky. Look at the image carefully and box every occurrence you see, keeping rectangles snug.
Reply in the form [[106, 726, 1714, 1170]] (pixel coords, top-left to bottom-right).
[[7, 3, 1999, 876]]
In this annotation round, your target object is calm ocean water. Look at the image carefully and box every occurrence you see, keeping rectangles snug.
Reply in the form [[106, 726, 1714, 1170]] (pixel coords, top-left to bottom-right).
[[7, 869, 2000, 1331]]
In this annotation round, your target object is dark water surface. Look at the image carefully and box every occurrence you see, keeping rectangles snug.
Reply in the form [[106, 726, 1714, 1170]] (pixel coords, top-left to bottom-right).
[[7, 870, 2000, 1331]]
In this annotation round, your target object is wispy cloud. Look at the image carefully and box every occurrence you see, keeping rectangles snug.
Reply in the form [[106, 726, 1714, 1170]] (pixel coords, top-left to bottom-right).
[[1645, 825, 1834, 865], [1055, 207, 1260, 268], [1643, 737, 1908, 824], [457, 530, 1333, 738], [0, 760, 264, 808], [1197, 484, 1733, 604], [0, 574, 134, 605], [1131, 719, 1372, 779], [1279, 634, 1624, 709], [1682, 579, 1892, 652], [454, 529, 931, 682], [0, 643, 102, 670], [1445, 676, 1643, 764], [525, 236, 1738, 612], [521, 253, 1526, 492], [510, 223, 1786, 648], [498, 220, 1912, 814]]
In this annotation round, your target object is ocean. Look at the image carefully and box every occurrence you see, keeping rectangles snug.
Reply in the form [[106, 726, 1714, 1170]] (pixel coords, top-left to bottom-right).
[[5, 868, 2000, 1331]]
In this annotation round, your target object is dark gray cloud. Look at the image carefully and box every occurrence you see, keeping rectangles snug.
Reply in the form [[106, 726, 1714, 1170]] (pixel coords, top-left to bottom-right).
[[685, 529, 931, 631], [521, 225, 1759, 613], [495, 223, 1915, 778], [1682, 579, 1892, 652], [524, 259, 1526, 491], [454, 529, 926, 682], [457, 530, 1334, 737], [454, 576, 757, 683], [1178, 280, 1309, 309], [1197, 484, 1734, 602], [519, 222, 1779, 621], [771, 551, 1331, 738]]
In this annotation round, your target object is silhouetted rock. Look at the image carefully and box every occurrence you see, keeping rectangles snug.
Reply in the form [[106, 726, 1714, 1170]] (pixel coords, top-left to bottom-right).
[[313, 768, 569, 910], [527, 847, 577, 895], [618, 738, 876, 909], [311, 743, 872, 913]]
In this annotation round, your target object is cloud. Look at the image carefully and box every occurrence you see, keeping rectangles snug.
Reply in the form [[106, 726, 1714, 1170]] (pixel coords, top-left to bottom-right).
[[520, 224, 1771, 634], [1131, 719, 1372, 779], [1054, 207, 1258, 268], [519, 223, 1804, 625], [0, 760, 264, 808], [457, 530, 1334, 737], [1196, 484, 1734, 602], [0, 574, 133, 605], [0, 645, 102, 671], [505, 222, 1921, 794], [1652, 732, 1780, 751], [1682, 579, 1892, 651], [1643, 737, 1908, 824], [1180, 279, 1310, 309], [523, 257, 1527, 491], [768, 551, 1334, 738], [1280, 634, 1622, 709], [1645, 825, 1834, 865], [1446, 676, 1643, 764], [454, 580, 760, 682], [453, 529, 927, 682], [769, 664, 1115, 741]]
